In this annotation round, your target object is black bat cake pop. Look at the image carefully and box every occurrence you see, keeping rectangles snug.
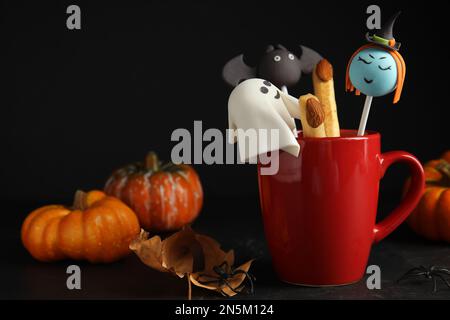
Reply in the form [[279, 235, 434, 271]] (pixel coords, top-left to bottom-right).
[[223, 44, 322, 93]]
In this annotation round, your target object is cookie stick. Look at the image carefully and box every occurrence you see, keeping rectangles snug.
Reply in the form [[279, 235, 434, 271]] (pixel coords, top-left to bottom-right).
[[298, 94, 327, 138], [313, 59, 340, 137]]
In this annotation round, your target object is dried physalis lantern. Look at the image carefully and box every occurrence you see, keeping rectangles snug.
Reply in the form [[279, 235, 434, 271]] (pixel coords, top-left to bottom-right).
[[129, 227, 255, 299]]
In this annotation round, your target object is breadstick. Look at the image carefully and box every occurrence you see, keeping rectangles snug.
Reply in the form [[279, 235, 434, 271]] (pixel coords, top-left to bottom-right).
[[313, 59, 340, 137], [298, 94, 326, 138]]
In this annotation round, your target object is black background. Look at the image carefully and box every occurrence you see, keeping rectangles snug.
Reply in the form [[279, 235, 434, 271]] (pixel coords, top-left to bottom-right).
[[1, 0, 450, 301], [1, 0, 448, 204]]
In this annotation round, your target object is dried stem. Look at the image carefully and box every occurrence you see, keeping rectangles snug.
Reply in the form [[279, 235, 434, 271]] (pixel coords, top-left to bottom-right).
[[437, 160, 450, 179], [73, 190, 88, 210], [145, 152, 159, 171], [187, 274, 192, 300]]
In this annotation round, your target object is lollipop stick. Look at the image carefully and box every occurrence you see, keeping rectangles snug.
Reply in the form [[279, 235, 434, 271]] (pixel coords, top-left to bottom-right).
[[357, 95, 373, 136], [281, 85, 288, 94]]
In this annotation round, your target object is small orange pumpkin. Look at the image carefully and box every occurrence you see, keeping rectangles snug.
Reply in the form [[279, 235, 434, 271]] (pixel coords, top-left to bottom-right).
[[405, 151, 450, 242], [21, 190, 140, 263], [104, 152, 203, 232]]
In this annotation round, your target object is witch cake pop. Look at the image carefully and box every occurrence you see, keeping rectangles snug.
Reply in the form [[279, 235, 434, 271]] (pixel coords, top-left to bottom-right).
[[223, 44, 322, 93], [346, 12, 406, 136]]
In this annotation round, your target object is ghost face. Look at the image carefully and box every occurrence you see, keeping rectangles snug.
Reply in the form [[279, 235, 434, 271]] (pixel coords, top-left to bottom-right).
[[228, 79, 299, 131], [258, 49, 301, 88], [349, 47, 398, 97]]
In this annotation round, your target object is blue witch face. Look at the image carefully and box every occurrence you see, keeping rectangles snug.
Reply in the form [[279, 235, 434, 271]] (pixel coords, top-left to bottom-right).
[[349, 47, 398, 97]]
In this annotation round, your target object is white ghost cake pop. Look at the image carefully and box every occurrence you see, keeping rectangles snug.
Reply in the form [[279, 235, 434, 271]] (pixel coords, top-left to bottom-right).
[[228, 78, 301, 162]]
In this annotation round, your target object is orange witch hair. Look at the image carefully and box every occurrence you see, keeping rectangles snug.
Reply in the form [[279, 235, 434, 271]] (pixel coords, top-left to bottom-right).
[[345, 44, 406, 104]]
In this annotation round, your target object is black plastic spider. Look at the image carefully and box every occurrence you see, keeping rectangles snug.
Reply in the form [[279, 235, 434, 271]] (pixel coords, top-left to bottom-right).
[[397, 265, 450, 293], [196, 261, 256, 297]]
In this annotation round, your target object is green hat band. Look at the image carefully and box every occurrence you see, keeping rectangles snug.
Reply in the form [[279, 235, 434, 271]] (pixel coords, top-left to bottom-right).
[[372, 34, 390, 46]]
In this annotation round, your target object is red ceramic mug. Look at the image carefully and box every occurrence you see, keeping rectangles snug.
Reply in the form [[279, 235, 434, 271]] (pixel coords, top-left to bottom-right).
[[257, 130, 424, 286]]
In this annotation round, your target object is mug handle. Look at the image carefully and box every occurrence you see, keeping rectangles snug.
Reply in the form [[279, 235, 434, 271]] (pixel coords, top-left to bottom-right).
[[373, 151, 425, 243]]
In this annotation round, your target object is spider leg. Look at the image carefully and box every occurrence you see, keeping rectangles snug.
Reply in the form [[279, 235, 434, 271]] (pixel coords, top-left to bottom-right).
[[433, 267, 450, 276], [433, 273, 450, 291], [202, 262, 257, 297], [231, 270, 255, 294], [233, 268, 256, 279], [225, 270, 256, 295], [397, 270, 428, 283], [213, 261, 233, 279], [233, 269, 256, 281], [398, 265, 427, 275], [216, 280, 232, 297], [196, 275, 232, 297], [221, 278, 244, 295], [196, 273, 237, 293], [433, 276, 438, 293]]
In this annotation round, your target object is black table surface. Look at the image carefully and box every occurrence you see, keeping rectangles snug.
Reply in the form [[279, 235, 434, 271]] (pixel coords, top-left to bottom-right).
[[2, 193, 450, 300]]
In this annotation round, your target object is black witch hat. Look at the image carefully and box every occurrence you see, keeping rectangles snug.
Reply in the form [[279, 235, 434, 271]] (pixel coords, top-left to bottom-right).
[[366, 11, 401, 51]]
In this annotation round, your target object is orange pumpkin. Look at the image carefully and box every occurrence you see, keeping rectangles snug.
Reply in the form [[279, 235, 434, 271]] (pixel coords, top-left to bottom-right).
[[21, 190, 140, 263], [104, 152, 203, 232], [405, 151, 450, 242]]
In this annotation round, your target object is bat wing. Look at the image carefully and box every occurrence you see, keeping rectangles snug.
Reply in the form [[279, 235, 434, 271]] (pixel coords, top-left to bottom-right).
[[222, 54, 257, 87], [299, 45, 323, 74]]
